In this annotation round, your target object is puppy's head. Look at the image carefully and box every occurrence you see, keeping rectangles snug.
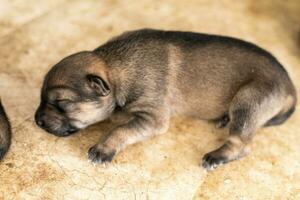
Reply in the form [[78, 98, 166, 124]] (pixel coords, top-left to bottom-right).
[[35, 51, 115, 137]]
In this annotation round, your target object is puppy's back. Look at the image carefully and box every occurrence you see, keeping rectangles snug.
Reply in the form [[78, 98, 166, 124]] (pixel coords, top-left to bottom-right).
[[95, 29, 296, 119]]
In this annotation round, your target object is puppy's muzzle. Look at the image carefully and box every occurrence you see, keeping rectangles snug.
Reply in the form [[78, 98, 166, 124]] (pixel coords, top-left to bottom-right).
[[35, 110, 79, 136]]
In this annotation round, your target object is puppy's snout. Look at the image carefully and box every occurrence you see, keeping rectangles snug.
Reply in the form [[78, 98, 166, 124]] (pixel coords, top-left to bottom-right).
[[35, 106, 79, 136]]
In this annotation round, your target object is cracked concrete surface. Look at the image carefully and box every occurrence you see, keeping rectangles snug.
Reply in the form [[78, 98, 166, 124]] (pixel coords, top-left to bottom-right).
[[0, 0, 299, 199]]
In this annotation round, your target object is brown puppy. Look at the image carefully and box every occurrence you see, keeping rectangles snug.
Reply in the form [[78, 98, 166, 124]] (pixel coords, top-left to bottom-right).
[[0, 100, 11, 160], [35, 29, 297, 170]]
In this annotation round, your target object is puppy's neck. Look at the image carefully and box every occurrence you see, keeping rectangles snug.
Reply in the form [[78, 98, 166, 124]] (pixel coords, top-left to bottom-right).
[[108, 65, 131, 108], [93, 50, 142, 109]]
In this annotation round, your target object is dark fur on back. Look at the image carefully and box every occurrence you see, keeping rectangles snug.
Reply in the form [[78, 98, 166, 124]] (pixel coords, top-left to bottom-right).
[[96, 29, 288, 73]]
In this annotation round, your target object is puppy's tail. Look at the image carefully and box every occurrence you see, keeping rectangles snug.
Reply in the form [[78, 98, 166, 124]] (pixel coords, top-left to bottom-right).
[[264, 106, 295, 127], [0, 100, 11, 160], [264, 93, 297, 127]]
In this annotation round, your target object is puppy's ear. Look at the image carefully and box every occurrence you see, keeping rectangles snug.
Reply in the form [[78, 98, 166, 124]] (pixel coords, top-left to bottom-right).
[[87, 75, 110, 96]]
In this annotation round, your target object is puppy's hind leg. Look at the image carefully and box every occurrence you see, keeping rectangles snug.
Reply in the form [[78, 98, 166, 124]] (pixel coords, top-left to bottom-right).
[[202, 81, 284, 170]]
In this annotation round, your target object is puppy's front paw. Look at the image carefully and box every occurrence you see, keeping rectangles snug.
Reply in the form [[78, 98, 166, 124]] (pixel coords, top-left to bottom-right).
[[202, 152, 228, 170], [88, 145, 116, 164]]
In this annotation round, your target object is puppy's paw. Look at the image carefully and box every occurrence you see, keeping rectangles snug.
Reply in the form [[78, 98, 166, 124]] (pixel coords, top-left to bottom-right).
[[88, 144, 116, 164], [202, 152, 228, 171]]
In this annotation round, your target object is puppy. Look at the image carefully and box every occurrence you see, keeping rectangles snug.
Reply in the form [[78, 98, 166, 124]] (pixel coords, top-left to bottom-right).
[[35, 29, 297, 170], [0, 100, 11, 160]]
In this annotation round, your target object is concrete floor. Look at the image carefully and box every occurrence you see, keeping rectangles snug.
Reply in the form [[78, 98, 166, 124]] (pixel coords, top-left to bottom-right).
[[0, 0, 299, 199]]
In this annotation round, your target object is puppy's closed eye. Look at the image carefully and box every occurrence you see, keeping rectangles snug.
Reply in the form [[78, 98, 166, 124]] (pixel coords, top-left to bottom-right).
[[52, 99, 70, 112], [57, 99, 70, 106]]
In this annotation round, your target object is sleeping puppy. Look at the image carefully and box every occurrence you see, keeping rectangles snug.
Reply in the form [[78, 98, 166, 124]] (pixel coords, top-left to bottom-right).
[[0, 100, 11, 160], [35, 29, 297, 170]]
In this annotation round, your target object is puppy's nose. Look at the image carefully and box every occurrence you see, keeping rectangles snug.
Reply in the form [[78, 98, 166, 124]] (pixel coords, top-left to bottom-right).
[[35, 111, 46, 128], [37, 118, 45, 127]]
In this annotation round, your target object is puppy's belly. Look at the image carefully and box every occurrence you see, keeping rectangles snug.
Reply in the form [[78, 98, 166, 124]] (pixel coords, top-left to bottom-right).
[[168, 91, 231, 120], [167, 73, 243, 119]]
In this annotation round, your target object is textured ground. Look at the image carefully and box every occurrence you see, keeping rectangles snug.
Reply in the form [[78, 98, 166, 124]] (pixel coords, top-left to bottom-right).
[[0, 0, 299, 199]]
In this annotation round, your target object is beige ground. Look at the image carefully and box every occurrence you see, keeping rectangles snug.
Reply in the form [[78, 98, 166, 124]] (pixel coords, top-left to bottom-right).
[[0, 0, 299, 199]]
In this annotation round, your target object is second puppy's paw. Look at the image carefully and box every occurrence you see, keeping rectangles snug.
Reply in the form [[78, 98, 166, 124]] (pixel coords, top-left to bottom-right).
[[88, 144, 116, 164], [0, 143, 10, 161]]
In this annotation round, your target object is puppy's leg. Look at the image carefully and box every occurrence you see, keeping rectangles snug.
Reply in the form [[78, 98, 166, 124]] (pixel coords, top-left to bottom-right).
[[202, 81, 283, 170], [109, 109, 133, 125], [88, 107, 170, 163]]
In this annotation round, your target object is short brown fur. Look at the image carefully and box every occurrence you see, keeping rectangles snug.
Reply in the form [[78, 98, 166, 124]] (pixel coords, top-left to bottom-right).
[[35, 29, 297, 170]]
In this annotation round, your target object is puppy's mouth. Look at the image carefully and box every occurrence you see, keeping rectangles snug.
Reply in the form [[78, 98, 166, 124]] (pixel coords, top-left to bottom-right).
[[37, 121, 79, 137], [45, 127, 79, 137], [56, 127, 79, 136]]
